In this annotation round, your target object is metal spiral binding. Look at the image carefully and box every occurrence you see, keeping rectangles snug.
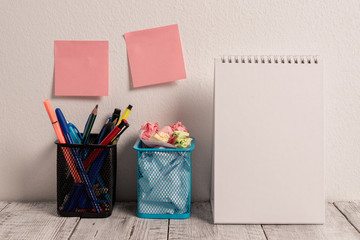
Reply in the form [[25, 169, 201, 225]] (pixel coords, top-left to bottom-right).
[[221, 55, 319, 64]]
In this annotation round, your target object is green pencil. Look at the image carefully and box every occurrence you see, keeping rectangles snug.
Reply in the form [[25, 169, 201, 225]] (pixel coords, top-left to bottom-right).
[[82, 105, 98, 144]]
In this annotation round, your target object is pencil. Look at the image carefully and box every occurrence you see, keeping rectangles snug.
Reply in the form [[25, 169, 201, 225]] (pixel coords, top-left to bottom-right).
[[82, 105, 98, 145]]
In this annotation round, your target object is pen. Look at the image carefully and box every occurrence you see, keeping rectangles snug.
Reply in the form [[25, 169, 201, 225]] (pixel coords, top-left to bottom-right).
[[68, 122, 82, 144], [94, 117, 112, 144], [43, 100, 81, 183], [100, 119, 127, 145], [63, 183, 83, 212], [83, 120, 128, 170], [111, 108, 121, 123], [97, 121, 115, 144], [76, 118, 125, 208], [77, 149, 109, 209], [77, 122, 129, 208], [56, 108, 101, 213], [111, 121, 130, 144]]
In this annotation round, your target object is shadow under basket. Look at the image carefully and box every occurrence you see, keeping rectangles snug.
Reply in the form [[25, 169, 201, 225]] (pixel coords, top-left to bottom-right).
[[133, 138, 195, 219], [56, 134, 117, 218]]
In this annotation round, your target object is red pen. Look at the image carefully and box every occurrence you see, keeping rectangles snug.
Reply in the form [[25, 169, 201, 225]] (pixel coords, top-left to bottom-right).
[[83, 120, 127, 170], [99, 119, 127, 145]]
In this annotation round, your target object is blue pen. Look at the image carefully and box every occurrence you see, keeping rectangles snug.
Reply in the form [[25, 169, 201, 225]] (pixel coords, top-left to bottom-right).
[[55, 108, 101, 213], [97, 121, 115, 144], [61, 122, 83, 206], [77, 150, 109, 209], [63, 183, 82, 212], [68, 122, 82, 144]]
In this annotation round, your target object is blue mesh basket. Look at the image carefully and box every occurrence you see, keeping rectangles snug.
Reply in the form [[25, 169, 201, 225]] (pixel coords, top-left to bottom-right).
[[133, 138, 194, 219]]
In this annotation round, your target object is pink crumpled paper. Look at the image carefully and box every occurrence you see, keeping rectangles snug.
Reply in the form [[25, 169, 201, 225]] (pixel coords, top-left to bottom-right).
[[159, 126, 174, 136], [140, 139, 176, 149], [140, 122, 159, 140], [170, 121, 188, 132], [140, 121, 190, 148]]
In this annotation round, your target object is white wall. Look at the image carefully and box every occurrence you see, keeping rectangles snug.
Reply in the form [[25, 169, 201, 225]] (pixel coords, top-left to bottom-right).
[[1, 0, 360, 201]]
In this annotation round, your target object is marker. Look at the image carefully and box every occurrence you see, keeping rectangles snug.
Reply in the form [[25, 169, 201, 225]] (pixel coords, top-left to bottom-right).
[[113, 104, 132, 142], [43, 100, 66, 143], [43, 100, 81, 183], [117, 105, 132, 126]]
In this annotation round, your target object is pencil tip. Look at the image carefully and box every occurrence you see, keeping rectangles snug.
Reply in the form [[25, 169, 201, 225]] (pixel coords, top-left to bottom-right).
[[92, 104, 98, 115]]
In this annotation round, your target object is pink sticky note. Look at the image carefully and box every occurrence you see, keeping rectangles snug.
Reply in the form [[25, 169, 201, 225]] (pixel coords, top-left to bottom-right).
[[124, 24, 186, 88], [54, 41, 108, 96]]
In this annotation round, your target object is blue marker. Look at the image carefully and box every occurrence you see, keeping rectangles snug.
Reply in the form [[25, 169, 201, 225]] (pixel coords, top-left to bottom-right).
[[55, 108, 101, 213]]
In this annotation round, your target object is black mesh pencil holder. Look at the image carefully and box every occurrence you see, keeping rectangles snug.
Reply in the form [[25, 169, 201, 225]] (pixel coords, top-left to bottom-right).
[[56, 134, 117, 218]]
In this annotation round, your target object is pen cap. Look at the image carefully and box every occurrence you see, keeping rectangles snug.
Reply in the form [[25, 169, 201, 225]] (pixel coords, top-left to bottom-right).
[[119, 119, 127, 129], [112, 108, 121, 120], [68, 122, 82, 144], [43, 99, 57, 123], [55, 108, 75, 144]]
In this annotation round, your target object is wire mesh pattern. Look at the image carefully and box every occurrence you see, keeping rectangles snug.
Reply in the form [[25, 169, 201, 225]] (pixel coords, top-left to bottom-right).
[[134, 139, 194, 219], [56, 134, 116, 218]]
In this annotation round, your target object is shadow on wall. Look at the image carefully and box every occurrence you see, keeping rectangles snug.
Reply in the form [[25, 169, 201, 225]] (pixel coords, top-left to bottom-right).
[[115, 77, 214, 202], [174, 80, 214, 201], [18, 142, 57, 201], [116, 134, 138, 201]]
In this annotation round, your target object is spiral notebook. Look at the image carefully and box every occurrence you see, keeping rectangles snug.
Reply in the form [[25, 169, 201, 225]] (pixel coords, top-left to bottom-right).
[[212, 56, 324, 224]]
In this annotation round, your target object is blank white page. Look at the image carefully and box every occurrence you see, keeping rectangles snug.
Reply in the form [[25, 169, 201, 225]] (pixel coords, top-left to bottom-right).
[[213, 56, 324, 224]]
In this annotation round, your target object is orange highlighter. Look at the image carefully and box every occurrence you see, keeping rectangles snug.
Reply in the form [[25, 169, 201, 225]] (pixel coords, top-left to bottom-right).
[[43, 99, 81, 183]]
